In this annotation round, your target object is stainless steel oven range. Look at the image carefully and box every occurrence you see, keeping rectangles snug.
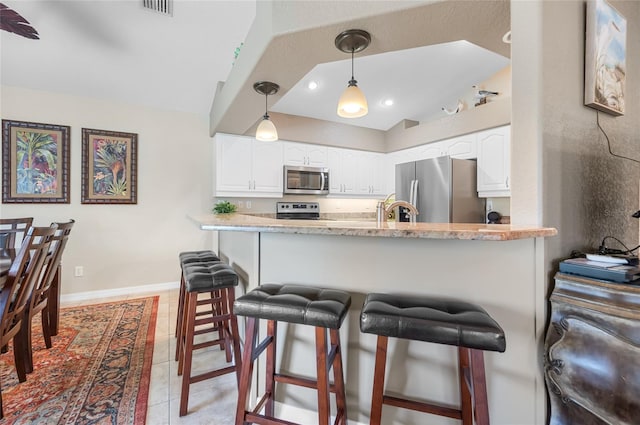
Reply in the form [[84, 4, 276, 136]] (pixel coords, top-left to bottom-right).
[[276, 202, 320, 220]]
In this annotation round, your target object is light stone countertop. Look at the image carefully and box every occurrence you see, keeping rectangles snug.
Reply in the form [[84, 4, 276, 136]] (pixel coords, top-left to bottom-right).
[[190, 213, 557, 241]]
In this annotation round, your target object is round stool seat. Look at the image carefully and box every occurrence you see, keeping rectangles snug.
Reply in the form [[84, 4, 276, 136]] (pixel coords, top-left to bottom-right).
[[234, 283, 351, 329], [179, 250, 219, 266], [360, 293, 505, 352], [183, 263, 238, 292]]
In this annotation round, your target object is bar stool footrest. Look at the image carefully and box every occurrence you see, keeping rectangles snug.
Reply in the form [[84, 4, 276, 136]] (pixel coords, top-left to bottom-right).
[[190, 365, 238, 385], [383, 394, 463, 420]]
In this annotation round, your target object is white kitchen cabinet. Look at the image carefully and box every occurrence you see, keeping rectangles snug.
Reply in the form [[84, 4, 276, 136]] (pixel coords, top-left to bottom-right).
[[214, 133, 283, 198], [283, 141, 328, 167], [476, 125, 510, 197], [356, 151, 388, 195], [330, 148, 389, 196], [413, 142, 446, 161], [443, 134, 477, 159], [389, 140, 449, 167], [328, 147, 358, 195]]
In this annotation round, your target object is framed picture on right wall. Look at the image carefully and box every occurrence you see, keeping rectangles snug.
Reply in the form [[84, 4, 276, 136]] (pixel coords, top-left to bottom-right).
[[81, 128, 138, 204], [584, 0, 626, 116]]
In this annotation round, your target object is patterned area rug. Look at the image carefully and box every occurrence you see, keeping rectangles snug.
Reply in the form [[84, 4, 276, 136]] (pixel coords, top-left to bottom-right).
[[0, 296, 158, 424]]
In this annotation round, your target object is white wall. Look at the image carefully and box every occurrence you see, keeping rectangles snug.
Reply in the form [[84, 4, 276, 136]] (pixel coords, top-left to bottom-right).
[[0, 86, 215, 295]]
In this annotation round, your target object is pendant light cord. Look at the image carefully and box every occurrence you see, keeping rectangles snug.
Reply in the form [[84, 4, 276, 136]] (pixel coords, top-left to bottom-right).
[[351, 48, 355, 80], [264, 92, 269, 119]]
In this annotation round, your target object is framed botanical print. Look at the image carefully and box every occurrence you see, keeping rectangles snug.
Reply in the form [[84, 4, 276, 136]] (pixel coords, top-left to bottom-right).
[[81, 128, 138, 204], [1, 119, 70, 203]]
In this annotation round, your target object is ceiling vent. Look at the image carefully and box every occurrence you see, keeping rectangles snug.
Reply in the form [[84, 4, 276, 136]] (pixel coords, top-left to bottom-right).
[[143, 0, 173, 16]]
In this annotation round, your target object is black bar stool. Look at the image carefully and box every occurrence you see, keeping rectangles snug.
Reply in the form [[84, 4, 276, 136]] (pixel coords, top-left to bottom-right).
[[175, 250, 220, 341], [233, 283, 351, 425], [360, 293, 506, 425], [176, 260, 242, 416]]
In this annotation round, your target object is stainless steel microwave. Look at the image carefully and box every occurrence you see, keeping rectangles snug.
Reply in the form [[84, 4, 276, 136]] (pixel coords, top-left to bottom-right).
[[283, 166, 329, 195]]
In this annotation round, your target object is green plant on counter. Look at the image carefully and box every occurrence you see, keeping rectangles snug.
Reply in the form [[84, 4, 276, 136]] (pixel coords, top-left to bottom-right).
[[212, 201, 237, 214]]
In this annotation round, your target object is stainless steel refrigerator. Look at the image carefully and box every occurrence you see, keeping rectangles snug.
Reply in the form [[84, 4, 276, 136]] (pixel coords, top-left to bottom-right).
[[395, 156, 485, 223]]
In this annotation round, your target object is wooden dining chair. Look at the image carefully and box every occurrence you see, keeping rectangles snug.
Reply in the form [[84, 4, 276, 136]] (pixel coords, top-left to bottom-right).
[[19, 219, 75, 374], [0, 224, 56, 419], [0, 217, 34, 253]]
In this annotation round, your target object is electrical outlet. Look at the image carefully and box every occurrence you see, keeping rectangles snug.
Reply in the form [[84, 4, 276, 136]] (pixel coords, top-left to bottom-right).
[[486, 199, 493, 212], [74, 266, 84, 277], [246, 201, 251, 209]]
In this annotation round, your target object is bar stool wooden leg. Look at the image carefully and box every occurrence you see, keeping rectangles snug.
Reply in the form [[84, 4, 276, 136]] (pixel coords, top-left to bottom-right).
[[370, 335, 388, 425], [179, 292, 198, 416], [315, 326, 330, 425], [174, 274, 187, 361], [227, 287, 242, 384], [175, 274, 185, 339], [176, 291, 190, 376], [265, 320, 277, 417], [330, 328, 348, 425], [236, 317, 258, 425], [470, 349, 490, 425], [459, 346, 473, 425]]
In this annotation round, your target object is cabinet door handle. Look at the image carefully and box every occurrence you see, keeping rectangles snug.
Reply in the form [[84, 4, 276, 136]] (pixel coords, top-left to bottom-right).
[[253, 180, 256, 190], [505, 176, 509, 188], [249, 180, 252, 190]]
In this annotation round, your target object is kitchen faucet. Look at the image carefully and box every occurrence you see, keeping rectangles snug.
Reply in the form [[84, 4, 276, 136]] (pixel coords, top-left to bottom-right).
[[377, 200, 419, 224]]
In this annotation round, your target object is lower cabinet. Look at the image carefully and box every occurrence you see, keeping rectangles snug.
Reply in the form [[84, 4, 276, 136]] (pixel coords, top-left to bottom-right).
[[544, 273, 640, 425]]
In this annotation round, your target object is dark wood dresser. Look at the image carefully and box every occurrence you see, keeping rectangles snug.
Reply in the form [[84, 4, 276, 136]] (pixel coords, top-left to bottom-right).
[[544, 272, 640, 425]]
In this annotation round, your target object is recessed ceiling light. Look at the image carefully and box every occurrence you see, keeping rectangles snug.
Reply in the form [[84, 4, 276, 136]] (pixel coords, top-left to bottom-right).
[[382, 98, 394, 107], [307, 81, 319, 90]]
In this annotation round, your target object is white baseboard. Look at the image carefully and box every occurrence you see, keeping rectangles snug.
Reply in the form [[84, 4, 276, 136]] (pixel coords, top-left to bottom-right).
[[60, 281, 180, 304], [274, 401, 366, 425]]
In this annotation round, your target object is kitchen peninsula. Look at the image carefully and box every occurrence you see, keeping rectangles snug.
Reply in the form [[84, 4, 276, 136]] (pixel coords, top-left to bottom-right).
[[190, 213, 556, 425]]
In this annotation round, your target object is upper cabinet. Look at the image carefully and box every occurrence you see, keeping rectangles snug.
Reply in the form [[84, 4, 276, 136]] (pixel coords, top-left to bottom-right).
[[214, 133, 283, 198], [212, 127, 509, 200], [283, 141, 328, 167], [443, 134, 477, 159], [357, 151, 390, 196], [389, 133, 477, 166], [476, 125, 511, 197], [328, 147, 358, 195]]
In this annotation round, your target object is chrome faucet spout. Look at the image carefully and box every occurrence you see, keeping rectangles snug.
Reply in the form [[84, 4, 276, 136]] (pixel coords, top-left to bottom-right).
[[377, 200, 419, 224]]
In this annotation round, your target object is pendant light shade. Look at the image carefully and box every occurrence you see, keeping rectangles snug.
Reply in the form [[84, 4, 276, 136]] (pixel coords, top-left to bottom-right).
[[256, 116, 278, 141], [335, 29, 371, 119], [253, 81, 279, 141], [337, 82, 368, 118]]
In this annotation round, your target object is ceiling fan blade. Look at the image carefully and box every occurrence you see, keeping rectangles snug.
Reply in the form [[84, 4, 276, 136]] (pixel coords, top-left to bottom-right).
[[0, 3, 39, 39]]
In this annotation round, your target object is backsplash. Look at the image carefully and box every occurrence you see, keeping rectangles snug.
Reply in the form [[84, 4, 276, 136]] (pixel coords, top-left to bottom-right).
[[213, 196, 380, 214]]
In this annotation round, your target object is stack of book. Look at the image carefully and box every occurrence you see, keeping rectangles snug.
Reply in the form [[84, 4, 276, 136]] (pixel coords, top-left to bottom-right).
[[559, 254, 640, 283]]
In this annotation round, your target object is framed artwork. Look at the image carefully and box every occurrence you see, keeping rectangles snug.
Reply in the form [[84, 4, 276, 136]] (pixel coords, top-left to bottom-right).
[[584, 0, 626, 116], [81, 128, 138, 204], [1, 119, 70, 203]]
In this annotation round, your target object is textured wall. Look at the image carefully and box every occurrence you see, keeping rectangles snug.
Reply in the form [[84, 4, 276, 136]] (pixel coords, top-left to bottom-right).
[[542, 0, 639, 264]]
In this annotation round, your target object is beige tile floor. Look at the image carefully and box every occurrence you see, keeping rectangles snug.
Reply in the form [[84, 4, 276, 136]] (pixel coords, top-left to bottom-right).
[[62, 288, 239, 424]]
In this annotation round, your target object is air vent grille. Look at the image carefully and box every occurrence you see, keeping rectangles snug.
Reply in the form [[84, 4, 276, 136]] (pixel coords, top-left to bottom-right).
[[143, 0, 173, 16]]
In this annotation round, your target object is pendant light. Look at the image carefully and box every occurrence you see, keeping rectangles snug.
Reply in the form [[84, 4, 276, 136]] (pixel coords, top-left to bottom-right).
[[253, 81, 279, 141], [335, 29, 371, 118]]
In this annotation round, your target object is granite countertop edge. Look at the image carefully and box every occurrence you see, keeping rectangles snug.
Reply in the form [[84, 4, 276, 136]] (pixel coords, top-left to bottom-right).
[[190, 213, 557, 241]]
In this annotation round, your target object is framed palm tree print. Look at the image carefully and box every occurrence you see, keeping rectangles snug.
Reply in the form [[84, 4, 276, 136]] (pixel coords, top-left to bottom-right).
[[81, 128, 137, 204], [2, 119, 70, 203]]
